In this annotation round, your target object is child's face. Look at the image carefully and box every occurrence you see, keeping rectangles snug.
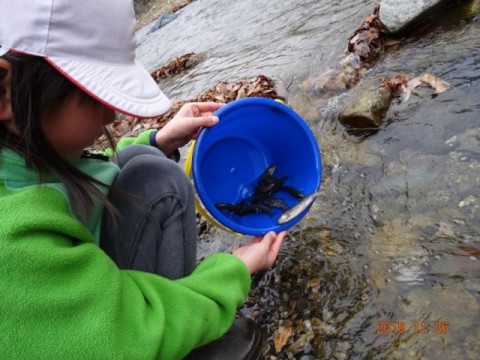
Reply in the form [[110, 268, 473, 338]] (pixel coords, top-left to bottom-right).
[[42, 93, 115, 162]]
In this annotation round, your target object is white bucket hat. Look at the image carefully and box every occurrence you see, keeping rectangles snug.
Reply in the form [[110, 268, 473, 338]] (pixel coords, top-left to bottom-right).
[[0, 0, 171, 118]]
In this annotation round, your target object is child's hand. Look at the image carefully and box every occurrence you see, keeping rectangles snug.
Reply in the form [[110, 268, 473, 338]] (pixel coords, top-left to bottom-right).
[[233, 231, 286, 274], [154, 102, 223, 156]]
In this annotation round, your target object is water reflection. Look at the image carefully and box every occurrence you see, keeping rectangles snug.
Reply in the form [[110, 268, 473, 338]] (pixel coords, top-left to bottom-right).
[[137, 0, 480, 358]]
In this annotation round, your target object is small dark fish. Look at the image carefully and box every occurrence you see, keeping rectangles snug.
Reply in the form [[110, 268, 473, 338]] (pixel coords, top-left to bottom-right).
[[216, 203, 240, 213], [256, 177, 287, 195], [238, 203, 272, 216], [282, 185, 304, 199], [216, 164, 307, 219], [261, 164, 277, 178], [263, 197, 290, 211], [277, 191, 320, 224], [256, 165, 279, 189]]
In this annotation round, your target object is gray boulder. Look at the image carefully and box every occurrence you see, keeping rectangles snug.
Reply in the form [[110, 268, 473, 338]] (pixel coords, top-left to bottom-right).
[[379, 0, 468, 34]]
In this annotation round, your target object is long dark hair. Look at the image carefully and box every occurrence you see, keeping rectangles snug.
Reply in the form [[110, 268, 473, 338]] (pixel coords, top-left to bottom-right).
[[0, 53, 117, 223]]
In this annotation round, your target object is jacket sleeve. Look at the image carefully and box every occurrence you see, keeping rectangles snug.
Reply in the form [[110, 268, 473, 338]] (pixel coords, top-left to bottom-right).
[[126, 254, 251, 359], [0, 185, 251, 360], [100, 129, 155, 158], [100, 129, 181, 162]]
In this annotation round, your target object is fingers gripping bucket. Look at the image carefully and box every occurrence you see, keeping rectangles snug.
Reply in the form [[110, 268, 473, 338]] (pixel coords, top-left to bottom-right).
[[185, 97, 322, 236]]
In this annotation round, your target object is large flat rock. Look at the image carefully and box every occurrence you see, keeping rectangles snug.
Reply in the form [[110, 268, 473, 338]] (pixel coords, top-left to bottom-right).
[[379, 0, 461, 34]]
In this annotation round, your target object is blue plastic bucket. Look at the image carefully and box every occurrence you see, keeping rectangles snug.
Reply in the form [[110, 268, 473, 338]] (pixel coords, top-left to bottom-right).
[[192, 97, 322, 235]]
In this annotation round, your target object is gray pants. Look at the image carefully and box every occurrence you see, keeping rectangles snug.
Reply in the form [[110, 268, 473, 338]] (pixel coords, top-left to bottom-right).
[[100, 145, 197, 280]]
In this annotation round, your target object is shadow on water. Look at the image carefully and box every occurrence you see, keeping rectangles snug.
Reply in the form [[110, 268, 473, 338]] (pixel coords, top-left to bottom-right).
[[137, 0, 480, 358]]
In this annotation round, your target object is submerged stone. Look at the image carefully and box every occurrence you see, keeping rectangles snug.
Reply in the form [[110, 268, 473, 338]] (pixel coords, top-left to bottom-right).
[[338, 84, 392, 129]]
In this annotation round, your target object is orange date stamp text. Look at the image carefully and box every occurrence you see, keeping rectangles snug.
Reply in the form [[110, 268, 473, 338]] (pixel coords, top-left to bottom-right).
[[376, 320, 449, 335]]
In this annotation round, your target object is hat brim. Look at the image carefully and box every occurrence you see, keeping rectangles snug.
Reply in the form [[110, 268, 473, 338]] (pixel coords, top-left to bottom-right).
[[0, 45, 10, 56], [46, 57, 171, 118]]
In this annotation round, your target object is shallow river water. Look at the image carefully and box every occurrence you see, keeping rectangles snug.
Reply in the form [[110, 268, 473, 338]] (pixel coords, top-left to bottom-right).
[[137, 0, 480, 358]]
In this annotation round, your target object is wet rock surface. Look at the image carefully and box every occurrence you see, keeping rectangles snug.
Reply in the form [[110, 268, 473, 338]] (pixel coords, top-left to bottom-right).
[[337, 80, 393, 130], [379, 0, 466, 34]]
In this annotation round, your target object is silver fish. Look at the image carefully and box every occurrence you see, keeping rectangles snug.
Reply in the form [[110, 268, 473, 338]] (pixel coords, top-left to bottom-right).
[[277, 191, 320, 224]]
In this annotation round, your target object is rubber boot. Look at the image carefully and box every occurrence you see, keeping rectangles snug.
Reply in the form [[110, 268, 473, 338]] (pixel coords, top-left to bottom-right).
[[184, 317, 263, 360]]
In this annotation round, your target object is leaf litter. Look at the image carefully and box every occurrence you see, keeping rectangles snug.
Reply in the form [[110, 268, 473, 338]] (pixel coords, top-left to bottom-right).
[[381, 73, 450, 102], [91, 49, 280, 150], [301, 3, 390, 95]]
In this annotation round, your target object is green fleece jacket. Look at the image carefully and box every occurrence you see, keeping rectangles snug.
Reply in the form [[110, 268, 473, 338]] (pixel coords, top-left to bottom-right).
[[0, 131, 251, 359]]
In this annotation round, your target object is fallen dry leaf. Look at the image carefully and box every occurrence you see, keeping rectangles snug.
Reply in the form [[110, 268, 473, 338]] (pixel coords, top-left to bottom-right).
[[453, 245, 480, 257], [346, 4, 388, 66], [381, 73, 450, 102], [302, 4, 395, 96], [402, 72, 450, 101], [150, 52, 207, 81], [381, 74, 411, 100], [307, 278, 321, 289], [403, 76, 423, 101], [307, 278, 321, 295], [452, 245, 480, 272], [273, 325, 293, 353], [419, 73, 450, 94]]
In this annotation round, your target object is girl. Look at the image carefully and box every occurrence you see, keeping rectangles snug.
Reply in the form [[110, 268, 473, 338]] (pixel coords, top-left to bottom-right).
[[0, 0, 286, 359]]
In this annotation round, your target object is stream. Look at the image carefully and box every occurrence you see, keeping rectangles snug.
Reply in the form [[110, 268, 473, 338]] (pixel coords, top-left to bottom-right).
[[136, 0, 480, 358]]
